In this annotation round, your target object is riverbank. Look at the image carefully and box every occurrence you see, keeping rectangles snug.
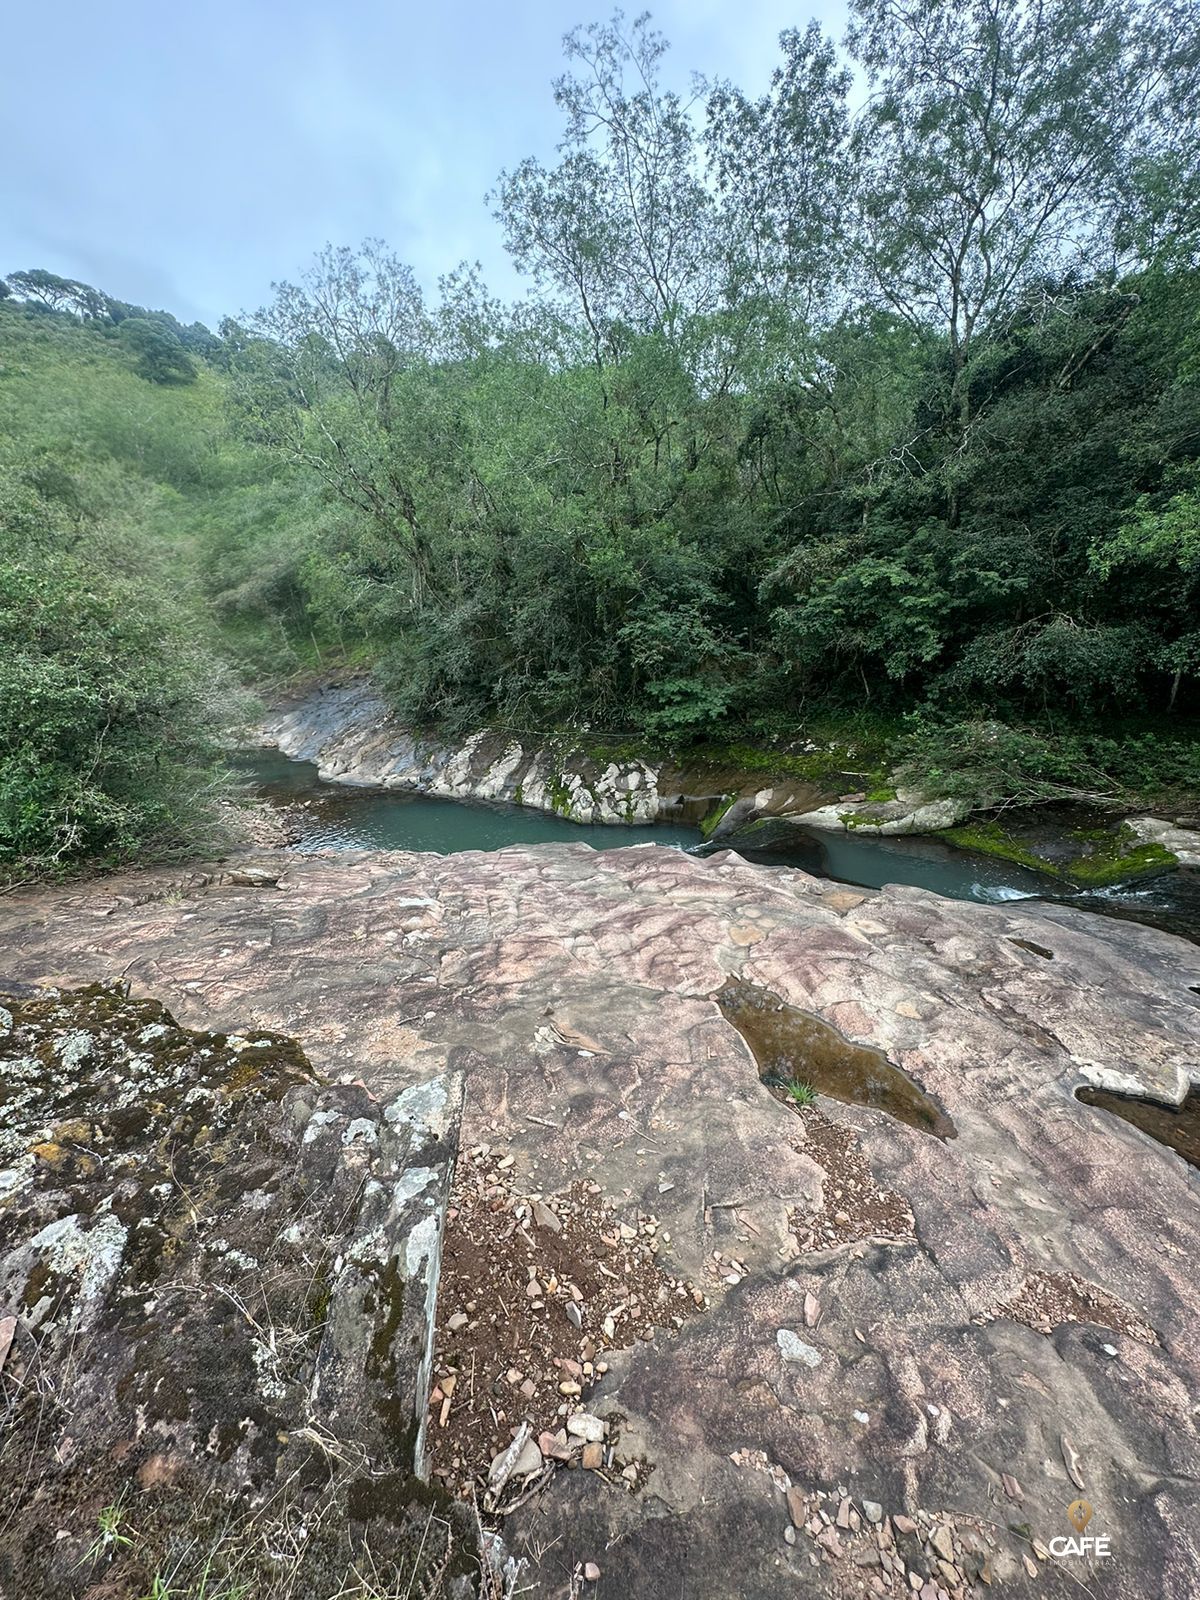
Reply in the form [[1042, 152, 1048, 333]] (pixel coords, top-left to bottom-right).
[[253, 673, 835, 833], [251, 672, 1200, 892]]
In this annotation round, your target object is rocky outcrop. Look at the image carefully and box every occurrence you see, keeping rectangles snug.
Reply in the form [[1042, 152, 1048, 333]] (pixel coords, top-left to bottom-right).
[[255, 675, 828, 829], [1128, 814, 1200, 869], [3, 847, 1200, 1598], [783, 790, 972, 836], [0, 982, 468, 1600], [259, 677, 671, 824]]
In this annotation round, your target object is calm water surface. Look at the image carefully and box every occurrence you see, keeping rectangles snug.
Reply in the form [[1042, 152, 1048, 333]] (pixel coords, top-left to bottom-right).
[[237, 751, 1198, 941], [236, 751, 699, 854]]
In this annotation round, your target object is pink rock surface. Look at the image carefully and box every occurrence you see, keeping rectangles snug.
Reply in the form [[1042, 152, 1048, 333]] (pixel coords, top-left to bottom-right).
[[3, 842, 1199, 1598]]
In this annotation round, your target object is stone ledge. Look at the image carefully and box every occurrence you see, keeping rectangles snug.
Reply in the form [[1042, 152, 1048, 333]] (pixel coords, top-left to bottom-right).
[[0, 983, 469, 1600]]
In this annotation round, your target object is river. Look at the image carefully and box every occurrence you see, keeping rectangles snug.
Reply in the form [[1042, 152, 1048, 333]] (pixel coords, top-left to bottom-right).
[[237, 751, 1199, 942]]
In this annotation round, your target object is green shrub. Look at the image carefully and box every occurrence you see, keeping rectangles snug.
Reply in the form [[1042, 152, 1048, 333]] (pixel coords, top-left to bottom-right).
[[895, 713, 1200, 810], [0, 473, 236, 876]]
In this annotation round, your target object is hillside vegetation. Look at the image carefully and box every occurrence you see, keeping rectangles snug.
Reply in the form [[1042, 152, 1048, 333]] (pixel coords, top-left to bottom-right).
[[3, 0, 1200, 875]]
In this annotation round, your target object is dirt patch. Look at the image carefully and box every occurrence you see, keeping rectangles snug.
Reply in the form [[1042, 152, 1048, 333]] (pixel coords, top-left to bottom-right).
[[429, 1143, 704, 1501], [786, 1108, 917, 1252], [777, 1480, 1021, 1598], [986, 1269, 1156, 1342]]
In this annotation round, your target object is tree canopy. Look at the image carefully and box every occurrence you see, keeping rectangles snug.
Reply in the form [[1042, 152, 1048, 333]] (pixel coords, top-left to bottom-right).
[[3, 0, 1200, 874]]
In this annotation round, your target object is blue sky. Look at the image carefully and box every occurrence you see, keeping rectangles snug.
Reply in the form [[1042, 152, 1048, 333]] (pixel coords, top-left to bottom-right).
[[2, 1, 848, 328]]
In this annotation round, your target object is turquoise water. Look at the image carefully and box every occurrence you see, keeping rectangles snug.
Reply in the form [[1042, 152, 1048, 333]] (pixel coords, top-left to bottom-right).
[[726, 816, 1199, 942], [237, 751, 699, 854], [724, 820, 1057, 902], [238, 751, 1198, 941]]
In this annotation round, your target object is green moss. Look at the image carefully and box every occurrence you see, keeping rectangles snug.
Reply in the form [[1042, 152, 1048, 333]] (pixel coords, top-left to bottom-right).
[[942, 820, 1051, 874], [943, 818, 1179, 887], [547, 772, 574, 817], [1062, 831, 1177, 887], [363, 1255, 420, 1459], [576, 737, 646, 766], [699, 794, 735, 840], [693, 741, 860, 784], [864, 785, 897, 804], [306, 1261, 334, 1334], [840, 809, 880, 830]]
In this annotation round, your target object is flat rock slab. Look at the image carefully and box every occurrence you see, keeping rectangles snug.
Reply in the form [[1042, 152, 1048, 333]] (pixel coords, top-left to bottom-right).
[[2, 844, 1199, 1599]]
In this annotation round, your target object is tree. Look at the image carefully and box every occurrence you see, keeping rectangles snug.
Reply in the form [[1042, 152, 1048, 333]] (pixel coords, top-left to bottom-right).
[[6, 268, 114, 319], [495, 11, 722, 357], [237, 241, 438, 599], [117, 316, 198, 384], [705, 22, 852, 320], [845, 0, 1200, 438], [0, 470, 233, 875]]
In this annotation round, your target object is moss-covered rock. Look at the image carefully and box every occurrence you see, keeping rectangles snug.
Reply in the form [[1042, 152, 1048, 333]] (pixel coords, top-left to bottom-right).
[[698, 794, 735, 841], [943, 818, 1179, 887], [0, 984, 469, 1600]]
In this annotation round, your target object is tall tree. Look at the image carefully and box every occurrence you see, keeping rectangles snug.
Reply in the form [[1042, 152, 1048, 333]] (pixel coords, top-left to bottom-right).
[[705, 22, 852, 322], [495, 11, 721, 358], [846, 0, 1200, 436], [238, 242, 446, 604], [7, 269, 113, 320]]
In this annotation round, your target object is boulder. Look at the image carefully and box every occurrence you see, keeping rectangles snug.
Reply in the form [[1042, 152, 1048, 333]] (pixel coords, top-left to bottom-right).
[[0, 981, 467, 1600], [1127, 813, 1200, 868], [788, 793, 971, 835]]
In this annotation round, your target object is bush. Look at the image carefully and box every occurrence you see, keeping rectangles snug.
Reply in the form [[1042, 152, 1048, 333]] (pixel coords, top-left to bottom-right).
[[0, 473, 236, 876], [895, 713, 1200, 810]]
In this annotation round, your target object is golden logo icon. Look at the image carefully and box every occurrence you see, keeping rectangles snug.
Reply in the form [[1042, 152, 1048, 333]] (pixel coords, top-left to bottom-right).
[[1067, 1499, 1093, 1534]]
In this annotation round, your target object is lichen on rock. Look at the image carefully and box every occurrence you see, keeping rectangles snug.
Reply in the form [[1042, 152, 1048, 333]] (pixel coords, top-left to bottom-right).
[[0, 983, 470, 1600]]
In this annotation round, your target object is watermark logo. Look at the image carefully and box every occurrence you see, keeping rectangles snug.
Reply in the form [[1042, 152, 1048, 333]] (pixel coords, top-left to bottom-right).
[[1049, 1499, 1112, 1560], [1067, 1500, 1092, 1534]]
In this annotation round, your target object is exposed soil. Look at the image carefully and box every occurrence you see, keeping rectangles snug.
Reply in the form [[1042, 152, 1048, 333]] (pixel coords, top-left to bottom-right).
[[768, 1478, 1014, 1599], [785, 1108, 917, 1252], [986, 1268, 1157, 1343], [429, 1143, 703, 1502]]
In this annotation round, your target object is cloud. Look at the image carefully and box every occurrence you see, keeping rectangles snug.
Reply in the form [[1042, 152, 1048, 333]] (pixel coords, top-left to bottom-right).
[[0, 0, 849, 327]]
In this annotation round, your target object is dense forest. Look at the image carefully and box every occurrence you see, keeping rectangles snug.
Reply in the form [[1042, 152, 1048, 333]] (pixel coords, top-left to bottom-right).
[[3, 0, 1200, 875]]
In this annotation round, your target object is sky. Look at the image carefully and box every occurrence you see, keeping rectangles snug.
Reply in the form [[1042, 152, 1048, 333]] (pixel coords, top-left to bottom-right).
[[2, 0, 849, 330]]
